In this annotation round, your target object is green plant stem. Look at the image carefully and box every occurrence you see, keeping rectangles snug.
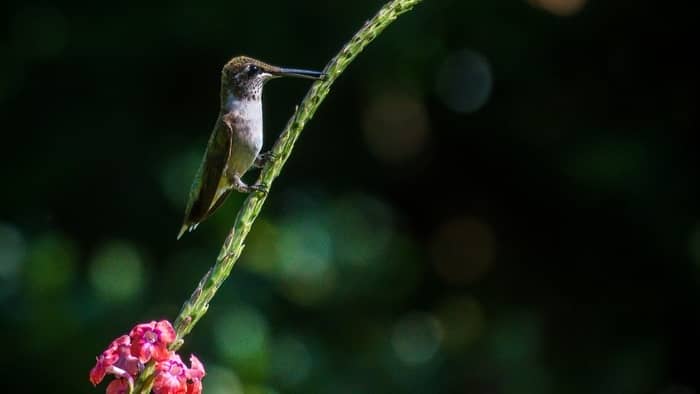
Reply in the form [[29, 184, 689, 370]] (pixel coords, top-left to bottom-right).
[[133, 0, 422, 392]]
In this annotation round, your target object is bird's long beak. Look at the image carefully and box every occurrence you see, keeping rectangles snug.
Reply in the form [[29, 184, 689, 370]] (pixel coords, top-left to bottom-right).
[[274, 67, 325, 80]]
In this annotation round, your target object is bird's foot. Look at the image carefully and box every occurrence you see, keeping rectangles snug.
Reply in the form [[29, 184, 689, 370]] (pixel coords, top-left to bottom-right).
[[231, 175, 268, 195], [250, 182, 269, 195], [231, 175, 252, 193]]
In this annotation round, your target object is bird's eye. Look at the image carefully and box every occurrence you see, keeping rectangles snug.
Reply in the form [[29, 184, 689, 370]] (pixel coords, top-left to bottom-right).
[[247, 65, 259, 76]]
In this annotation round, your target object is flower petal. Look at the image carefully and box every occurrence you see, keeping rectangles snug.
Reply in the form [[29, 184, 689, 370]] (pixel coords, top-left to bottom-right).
[[111, 335, 131, 348], [129, 321, 156, 339], [151, 343, 172, 362], [156, 320, 177, 344], [134, 342, 154, 363], [106, 378, 130, 394], [89, 361, 106, 386], [186, 355, 205, 380]]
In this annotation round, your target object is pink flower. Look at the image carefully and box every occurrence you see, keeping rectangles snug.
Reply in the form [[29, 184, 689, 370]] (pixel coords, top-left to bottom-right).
[[185, 355, 206, 394], [90, 335, 141, 386], [152, 354, 207, 394], [130, 320, 177, 363], [90, 336, 122, 386], [154, 354, 188, 394], [89, 320, 204, 393], [106, 379, 130, 394]]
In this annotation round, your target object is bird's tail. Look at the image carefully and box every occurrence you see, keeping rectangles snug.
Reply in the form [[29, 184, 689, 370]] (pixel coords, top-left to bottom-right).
[[177, 223, 189, 240], [177, 222, 200, 240]]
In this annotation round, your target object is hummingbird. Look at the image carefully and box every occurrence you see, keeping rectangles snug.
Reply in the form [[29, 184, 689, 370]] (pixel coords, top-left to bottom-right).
[[178, 56, 324, 239]]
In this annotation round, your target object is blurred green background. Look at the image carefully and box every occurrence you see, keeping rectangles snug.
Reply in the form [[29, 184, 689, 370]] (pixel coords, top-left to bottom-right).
[[1, 0, 698, 393]]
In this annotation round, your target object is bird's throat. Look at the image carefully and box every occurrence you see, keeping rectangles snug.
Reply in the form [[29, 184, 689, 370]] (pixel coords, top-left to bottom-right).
[[223, 93, 262, 120]]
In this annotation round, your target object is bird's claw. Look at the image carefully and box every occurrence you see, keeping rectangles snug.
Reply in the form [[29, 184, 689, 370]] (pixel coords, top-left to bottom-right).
[[250, 182, 269, 194]]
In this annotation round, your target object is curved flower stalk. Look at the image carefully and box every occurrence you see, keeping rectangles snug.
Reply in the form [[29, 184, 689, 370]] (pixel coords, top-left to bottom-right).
[[90, 0, 422, 393], [171, 0, 424, 348]]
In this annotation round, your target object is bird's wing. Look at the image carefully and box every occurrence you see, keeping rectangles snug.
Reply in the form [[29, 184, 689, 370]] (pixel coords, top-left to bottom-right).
[[178, 115, 233, 238]]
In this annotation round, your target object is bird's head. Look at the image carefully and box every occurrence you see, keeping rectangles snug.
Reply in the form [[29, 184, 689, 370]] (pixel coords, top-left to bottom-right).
[[221, 56, 324, 101]]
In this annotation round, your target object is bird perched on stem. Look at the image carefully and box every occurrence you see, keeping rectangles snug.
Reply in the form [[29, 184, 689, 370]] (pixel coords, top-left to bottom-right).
[[178, 56, 324, 239]]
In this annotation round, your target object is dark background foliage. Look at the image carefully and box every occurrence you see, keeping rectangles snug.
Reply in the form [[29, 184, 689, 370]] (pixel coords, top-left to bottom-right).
[[1, 0, 698, 393]]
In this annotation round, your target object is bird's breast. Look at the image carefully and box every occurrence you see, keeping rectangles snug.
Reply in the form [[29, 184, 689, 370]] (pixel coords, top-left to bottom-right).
[[231, 118, 262, 159], [226, 97, 263, 151], [223, 97, 264, 175]]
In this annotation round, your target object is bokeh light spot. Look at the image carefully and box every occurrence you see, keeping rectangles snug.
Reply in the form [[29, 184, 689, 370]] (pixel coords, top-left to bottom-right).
[[329, 194, 393, 267], [392, 312, 443, 365], [203, 365, 244, 394], [270, 335, 312, 387], [25, 233, 77, 295], [436, 49, 493, 113], [278, 216, 332, 281], [0, 222, 26, 299], [277, 214, 336, 305], [89, 240, 146, 302], [11, 5, 67, 58], [527, 0, 587, 16], [244, 219, 281, 275], [436, 295, 485, 351], [431, 217, 495, 285], [214, 305, 269, 365], [282, 276, 337, 306], [363, 91, 429, 163]]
